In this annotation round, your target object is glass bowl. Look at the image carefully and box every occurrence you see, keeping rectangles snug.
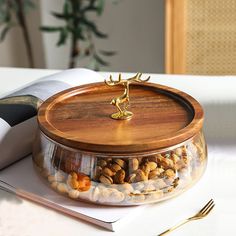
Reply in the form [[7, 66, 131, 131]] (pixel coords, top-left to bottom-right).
[[33, 81, 206, 205], [33, 130, 207, 205]]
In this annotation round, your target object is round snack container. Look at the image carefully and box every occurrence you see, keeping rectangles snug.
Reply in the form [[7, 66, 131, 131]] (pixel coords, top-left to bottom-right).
[[33, 78, 207, 206]]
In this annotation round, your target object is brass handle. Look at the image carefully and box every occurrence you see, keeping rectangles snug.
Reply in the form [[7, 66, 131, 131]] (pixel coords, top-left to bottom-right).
[[105, 73, 150, 120]]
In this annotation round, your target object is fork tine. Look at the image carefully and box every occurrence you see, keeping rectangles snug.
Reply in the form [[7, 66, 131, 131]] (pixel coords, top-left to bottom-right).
[[202, 203, 215, 217], [200, 200, 214, 215], [199, 199, 214, 214]]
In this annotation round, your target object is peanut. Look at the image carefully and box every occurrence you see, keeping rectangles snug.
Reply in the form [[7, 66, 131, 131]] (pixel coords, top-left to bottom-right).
[[51, 181, 58, 190], [160, 158, 174, 169], [114, 159, 127, 169], [99, 174, 113, 184], [127, 173, 136, 183], [114, 169, 126, 184], [48, 175, 56, 183], [129, 158, 139, 172], [98, 159, 107, 167], [147, 161, 157, 171], [171, 154, 180, 164], [135, 169, 147, 182], [68, 189, 80, 199], [57, 183, 68, 194], [102, 167, 114, 177], [175, 148, 182, 156], [110, 163, 122, 172], [148, 168, 164, 179], [164, 169, 176, 179]]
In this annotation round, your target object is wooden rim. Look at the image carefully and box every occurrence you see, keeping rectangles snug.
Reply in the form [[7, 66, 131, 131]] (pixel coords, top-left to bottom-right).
[[38, 82, 204, 154]]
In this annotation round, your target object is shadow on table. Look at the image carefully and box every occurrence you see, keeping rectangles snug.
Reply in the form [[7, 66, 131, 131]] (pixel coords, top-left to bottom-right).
[[0, 188, 22, 204], [203, 102, 236, 145]]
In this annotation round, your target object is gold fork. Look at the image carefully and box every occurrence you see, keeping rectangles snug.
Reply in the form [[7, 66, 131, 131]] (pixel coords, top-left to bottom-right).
[[158, 199, 215, 236]]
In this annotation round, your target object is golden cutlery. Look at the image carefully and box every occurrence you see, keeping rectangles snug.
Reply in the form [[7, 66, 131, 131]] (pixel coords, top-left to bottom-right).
[[158, 199, 215, 236]]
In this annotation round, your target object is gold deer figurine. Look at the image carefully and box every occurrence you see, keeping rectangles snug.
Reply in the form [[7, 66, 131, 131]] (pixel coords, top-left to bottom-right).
[[105, 73, 150, 120]]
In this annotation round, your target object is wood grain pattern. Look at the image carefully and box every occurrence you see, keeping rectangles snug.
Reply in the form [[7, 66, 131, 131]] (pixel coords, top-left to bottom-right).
[[38, 82, 204, 154], [165, 0, 186, 74]]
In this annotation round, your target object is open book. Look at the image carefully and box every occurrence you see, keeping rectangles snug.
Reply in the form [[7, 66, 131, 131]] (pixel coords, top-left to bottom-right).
[[0, 69, 144, 231]]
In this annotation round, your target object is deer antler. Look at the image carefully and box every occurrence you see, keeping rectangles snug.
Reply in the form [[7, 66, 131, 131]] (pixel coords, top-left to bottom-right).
[[127, 73, 150, 83], [105, 73, 123, 86]]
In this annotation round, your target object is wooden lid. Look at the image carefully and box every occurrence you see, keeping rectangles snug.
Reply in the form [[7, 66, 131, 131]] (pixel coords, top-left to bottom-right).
[[38, 82, 204, 154]]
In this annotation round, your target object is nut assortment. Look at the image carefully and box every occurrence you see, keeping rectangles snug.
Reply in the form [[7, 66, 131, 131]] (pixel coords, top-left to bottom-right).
[[33, 132, 207, 205]]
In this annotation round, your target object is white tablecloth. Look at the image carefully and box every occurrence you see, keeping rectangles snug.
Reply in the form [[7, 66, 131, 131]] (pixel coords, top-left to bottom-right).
[[0, 68, 236, 236]]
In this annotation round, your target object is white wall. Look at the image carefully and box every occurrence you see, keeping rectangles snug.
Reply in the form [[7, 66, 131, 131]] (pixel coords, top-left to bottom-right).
[[96, 0, 165, 73], [0, 0, 164, 73], [0, 3, 45, 68]]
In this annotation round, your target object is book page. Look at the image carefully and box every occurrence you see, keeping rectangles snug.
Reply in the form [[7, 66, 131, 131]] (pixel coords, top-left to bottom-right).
[[0, 69, 104, 169], [5, 68, 104, 100]]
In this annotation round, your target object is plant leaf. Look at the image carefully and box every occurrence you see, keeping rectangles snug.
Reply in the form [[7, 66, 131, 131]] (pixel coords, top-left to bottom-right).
[[74, 27, 86, 40], [99, 50, 116, 56], [0, 25, 10, 42], [63, 1, 70, 15], [94, 54, 109, 66], [2, 11, 11, 23], [97, 0, 105, 16], [40, 26, 63, 32], [81, 18, 107, 38], [94, 29, 107, 38], [81, 6, 97, 14], [57, 28, 68, 46], [80, 18, 95, 29], [51, 11, 74, 20]]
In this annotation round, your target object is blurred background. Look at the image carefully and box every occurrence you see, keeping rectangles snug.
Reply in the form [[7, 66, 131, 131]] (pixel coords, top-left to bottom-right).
[[0, 0, 165, 73]]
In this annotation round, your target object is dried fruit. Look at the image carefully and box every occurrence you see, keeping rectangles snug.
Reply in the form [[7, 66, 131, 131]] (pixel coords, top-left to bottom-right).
[[68, 172, 91, 192]]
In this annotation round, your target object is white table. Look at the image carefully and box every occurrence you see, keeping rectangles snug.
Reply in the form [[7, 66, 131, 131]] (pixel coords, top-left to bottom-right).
[[0, 67, 236, 236]]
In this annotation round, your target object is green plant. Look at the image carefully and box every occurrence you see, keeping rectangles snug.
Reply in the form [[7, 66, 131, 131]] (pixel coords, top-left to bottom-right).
[[41, 0, 116, 69], [0, 0, 35, 67]]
